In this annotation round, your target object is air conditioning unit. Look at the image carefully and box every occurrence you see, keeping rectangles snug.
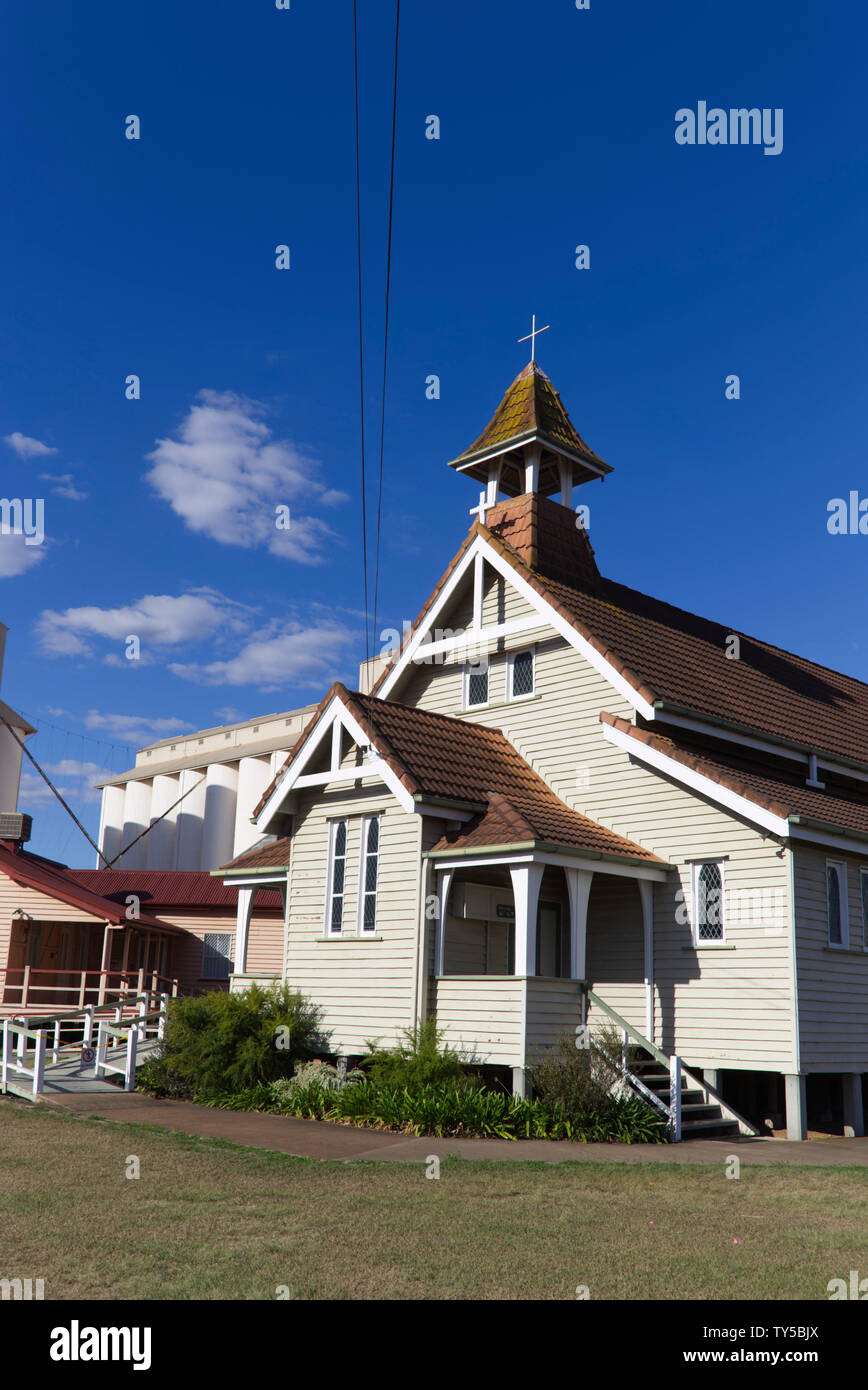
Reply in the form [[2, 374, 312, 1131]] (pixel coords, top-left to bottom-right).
[[0, 812, 32, 843], [451, 882, 515, 922]]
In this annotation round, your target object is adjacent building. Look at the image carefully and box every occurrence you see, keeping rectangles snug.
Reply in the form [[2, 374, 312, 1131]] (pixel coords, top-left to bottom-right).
[[96, 706, 317, 872]]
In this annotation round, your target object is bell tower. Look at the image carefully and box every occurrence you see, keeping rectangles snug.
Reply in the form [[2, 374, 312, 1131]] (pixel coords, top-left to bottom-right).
[[446, 355, 611, 522]]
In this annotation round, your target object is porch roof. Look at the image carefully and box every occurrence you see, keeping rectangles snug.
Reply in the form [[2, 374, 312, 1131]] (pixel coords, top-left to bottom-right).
[[426, 789, 666, 868]]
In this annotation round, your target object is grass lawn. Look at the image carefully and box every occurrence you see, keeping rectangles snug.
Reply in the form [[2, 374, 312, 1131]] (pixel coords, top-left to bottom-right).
[[1, 1098, 866, 1300]]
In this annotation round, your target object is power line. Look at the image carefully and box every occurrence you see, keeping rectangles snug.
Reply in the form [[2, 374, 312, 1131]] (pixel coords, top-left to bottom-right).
[[353, 0, 371, 665], [372, 0, 401, 653], [0, 710, 110, 866]]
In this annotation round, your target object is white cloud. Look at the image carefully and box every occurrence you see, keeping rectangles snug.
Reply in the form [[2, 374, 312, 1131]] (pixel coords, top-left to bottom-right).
[[169, 620, 355, 690], [35, 587, 253, 658], [144, 390, 349, 564], [19, 759, 114, 807], [0, 531, 46, 578], [4, 432, 58, 460], [41, 472, 87, 500], [82, 710, 197, 747]]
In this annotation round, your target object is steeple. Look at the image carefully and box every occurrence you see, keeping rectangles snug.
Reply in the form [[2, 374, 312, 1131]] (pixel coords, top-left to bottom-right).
[[447, 360, 611, 510]]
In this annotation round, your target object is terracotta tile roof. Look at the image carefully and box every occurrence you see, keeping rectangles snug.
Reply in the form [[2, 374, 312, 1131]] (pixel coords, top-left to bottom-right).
[[428, 789, 664, 862], [0, 844, 178, 931], [218, 838, 293, 874], [253, 685, 662, 864], [602, 713, 868, 840], [71, 868, 282, 908], [466, 498, 868, 772], [484, 493, 599, 587]]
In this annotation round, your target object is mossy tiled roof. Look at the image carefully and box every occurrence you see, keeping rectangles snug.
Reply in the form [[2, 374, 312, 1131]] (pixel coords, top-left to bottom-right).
[[448, 361, 609, 472]]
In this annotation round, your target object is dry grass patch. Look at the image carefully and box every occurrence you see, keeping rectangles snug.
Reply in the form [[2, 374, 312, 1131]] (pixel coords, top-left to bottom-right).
[[0, 1100, 866, 1300]]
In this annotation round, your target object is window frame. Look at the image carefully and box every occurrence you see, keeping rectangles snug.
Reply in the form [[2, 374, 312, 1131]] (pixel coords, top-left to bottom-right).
[[463, 660, 490, 710], [325, 818, 349, 936], [201, 931, 233, 981], [356, 815, 381, 936], [691, 859, 726, 945], [508, 647, 535, 702], [826, 858, 849, 948]]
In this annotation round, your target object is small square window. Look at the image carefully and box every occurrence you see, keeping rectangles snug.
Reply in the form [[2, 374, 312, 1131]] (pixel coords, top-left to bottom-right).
[[202, 932, 233, 980], [511, 650, 534, 698]]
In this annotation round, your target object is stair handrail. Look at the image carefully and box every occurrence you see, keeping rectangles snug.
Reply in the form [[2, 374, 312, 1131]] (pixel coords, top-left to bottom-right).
[[587, 988, 760, 1139]]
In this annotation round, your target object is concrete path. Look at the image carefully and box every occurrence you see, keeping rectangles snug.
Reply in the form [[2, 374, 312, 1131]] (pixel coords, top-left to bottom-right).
[[40, 1090, 868, 1166]]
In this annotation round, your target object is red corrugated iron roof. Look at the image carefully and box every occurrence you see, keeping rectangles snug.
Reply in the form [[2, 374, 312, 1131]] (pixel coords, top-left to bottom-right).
[[70, 869, 282, 910], [0, 843, 176, 931]]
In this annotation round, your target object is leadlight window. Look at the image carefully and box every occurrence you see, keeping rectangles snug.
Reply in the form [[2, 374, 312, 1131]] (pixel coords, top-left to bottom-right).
[[827, 860, 847, 946], [327, 819, 348, 934], [693, 860, 724, 942], [466, 666, 488, 707], [511, 650, 534, 698], [359, 817, 380, 934]]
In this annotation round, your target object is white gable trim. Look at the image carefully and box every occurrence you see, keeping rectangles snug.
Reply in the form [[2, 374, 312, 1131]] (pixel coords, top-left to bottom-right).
[[257, 695, 415, 830], [601, 722, 790, 839], [377, 533, 656, 719]]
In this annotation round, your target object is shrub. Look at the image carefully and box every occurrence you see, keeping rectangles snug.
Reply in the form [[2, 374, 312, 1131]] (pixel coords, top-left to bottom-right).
[[361, 1018, 468, 1089], [210, 1076, 665, 1142], [270, 1061, 365, 1100], [137, 983, 328, 1100], [529, 1024, 631, 1117]]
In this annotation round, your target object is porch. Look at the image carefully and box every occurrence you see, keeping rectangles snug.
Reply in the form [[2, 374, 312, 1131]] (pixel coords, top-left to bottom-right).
[[0, 916, 178, 1017], [428, 854, 662, 1088]]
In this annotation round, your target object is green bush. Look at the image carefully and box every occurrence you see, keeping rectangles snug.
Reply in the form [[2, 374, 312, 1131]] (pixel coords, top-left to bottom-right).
[[529, 1025, 627, 1117], [136, 983, 328, 1100], [361, 1018, 469, 1089], [210, 1076, 665, 1143]]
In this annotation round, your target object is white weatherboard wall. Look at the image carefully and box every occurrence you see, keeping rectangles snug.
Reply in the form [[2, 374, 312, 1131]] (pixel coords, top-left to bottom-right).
[[285, 781, 422, 1055], [396, 562, 795, 1072], [794, 846, 868, 1070]]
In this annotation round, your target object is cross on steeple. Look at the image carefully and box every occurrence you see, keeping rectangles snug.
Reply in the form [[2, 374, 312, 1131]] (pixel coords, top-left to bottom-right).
[[518, 313, 550, 361]]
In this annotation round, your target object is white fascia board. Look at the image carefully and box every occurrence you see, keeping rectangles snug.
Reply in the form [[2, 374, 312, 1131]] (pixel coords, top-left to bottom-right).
[[788, 824, 868, 855], [425, 848, 669, 881], [220, 874, 288, 888], [602, 722, 790, 839], [377, 540, 480, 699], [654, 707, 868, 788], [378, 533, 655, 720], [480, 541, 657, 720], [257, 696, 415, 830]]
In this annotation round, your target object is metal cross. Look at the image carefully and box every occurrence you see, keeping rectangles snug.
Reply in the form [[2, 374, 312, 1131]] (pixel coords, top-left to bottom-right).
[[518, 313, 550, 361]]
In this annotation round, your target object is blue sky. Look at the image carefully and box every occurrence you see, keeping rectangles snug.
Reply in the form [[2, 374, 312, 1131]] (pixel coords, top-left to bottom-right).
[[2, 0, 867, 863]]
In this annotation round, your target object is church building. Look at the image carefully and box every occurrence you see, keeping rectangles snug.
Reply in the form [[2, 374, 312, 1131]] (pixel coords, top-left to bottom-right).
[[217, 359, 868, 1143]]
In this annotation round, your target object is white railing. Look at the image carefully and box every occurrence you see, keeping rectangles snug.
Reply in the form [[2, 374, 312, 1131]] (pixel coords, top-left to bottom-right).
[[1, 1020, 47, 1099], [1, 992, 168, 1098], [586, 989, 682, 1140], [0, 967, 178, 1014]]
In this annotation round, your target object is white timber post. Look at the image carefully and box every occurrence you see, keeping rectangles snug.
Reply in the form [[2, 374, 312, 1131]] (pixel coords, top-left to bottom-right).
[[524, 446, 540, 495], [124, 1026, 138, 1091], [33, 1030, 46, 1097], [669, 1054, 682, 1142], [83, 1006, 94, 1047], [558, 459, 573, 510], [472, 552, 484, 631], [638, 879, 655, 1043], [843, 1074, 865, 1138], [510, 863, 544, 977], [158, 993, 169, 1042], [1, 1019, 9, 1093], [785, 1073, 807, 1140], [433, 869, 453, 978], [95, 1021, 108, 1079], [234, 887, 255, 976], [98, 924, 112, 1006]]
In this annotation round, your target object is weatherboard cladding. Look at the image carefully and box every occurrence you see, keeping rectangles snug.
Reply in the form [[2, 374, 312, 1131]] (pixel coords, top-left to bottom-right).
[[603, 713, 868, 840]]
